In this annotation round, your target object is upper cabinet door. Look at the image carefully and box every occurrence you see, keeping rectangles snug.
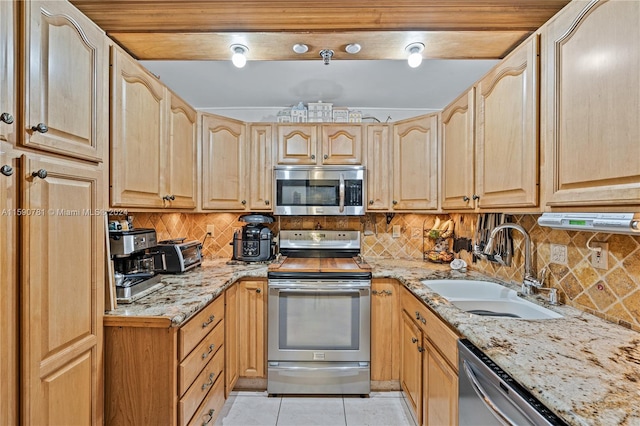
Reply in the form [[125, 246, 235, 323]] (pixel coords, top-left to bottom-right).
[[276, 125, 318, 165], [392, 114, 439, 211], [366, 125, 391, 211], [248, 124, 274, 211], [542, 0, 640, 208], [201, 114, 248, 210], [0, 1, 16, 146], [23, 1, 108, 162], [166, 92, 197, 209], [321, 125, 363, 165], [475, 34, 539, 209], [110, 47, 166, 208], [441, 88, 475, 211]]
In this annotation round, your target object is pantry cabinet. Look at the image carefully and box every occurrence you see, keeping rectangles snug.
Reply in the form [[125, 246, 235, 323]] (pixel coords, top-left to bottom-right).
[[541, 0, 640, 208], [21, 153, 105, 425], [0, 142, 18, 426], [441, 88, 476, 211], [23, 0, 108, 163], [237, 280, 267, 378], [0, 1, 16, 147], [400, 286, 459, 426], [392, 114, 439, 211], [371, 279, 400, 384], [365, 125, 392, 211], [475, 34, 539, 210], [248, 124, 274, 211], [276, 124, 363, 165], [105, 296, 226, 426], [201, 113, 248, 210]]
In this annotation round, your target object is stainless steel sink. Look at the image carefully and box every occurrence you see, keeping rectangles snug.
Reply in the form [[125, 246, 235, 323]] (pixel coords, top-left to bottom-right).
[[421, 279, 563, 320]]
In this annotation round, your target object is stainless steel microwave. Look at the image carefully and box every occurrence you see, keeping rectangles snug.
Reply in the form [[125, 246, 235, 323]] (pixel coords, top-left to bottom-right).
[[274, 166, 365, 215]]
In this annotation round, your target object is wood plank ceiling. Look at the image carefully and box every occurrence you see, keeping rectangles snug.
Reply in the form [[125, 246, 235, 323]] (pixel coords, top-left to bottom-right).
[[70, 0, 571, 61]]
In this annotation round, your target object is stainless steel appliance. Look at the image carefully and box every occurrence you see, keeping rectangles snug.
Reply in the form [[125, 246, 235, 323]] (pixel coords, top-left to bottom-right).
[[267, 230, 371, 395], [153, 238, 203, 273], [231, 214, 276, 262], [274, 166, 365, 216], [109, 228, 162, 302], [458, 339, 568, 426]]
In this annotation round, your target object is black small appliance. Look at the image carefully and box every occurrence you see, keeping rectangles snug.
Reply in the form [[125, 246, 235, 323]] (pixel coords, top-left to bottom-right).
[[231, 214, 276, 262]]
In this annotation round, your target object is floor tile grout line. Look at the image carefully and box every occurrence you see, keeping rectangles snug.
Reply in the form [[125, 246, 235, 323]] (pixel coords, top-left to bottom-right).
[[342, 396, 347, 426], [275, 395, 283, 426]]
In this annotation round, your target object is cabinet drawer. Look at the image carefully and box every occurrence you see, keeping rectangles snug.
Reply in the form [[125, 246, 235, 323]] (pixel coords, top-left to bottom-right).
[[179, 348, 224, 426], [401, 287, 459, 369], [179, 319, 225, 396], [179, 296, 224, 360], [187, 373, 225, 426]]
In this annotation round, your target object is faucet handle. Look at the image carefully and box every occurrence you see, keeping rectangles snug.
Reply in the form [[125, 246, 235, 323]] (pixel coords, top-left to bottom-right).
[[538, 267, 547, 287]]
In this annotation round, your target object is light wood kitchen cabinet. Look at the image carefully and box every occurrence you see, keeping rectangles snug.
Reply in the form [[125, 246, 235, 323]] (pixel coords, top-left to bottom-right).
[[0, 1, 16, 147], [23, 0, 108, 163], [392, 114, 439, 211], [225, 283, 239, 397], [365, 125, 392, 211], [237, 280, 267, 378], [21, 153, 105, 425], [201, 113, 248, 210], [371, 279, 399, 384], [401, 286, 459, 426], [110, 46, 167, 208], [276, 124, 363, 165], [248, 124, 274, 211], [441, 88, 476, 211], [105, 296, 226, 426], [166, 91, 197, 209], [400, 310, 423, 425], [0, 142, 18, 426], [541, 0, 640, 208], [475, 34, 539, 210]]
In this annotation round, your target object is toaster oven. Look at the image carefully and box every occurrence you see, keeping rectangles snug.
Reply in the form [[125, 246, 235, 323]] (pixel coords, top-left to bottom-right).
[[153, 239, 203, 273]]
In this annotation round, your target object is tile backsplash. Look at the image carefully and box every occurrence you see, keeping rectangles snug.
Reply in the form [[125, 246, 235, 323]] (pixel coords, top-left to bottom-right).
[[130, 212, 640, 331]]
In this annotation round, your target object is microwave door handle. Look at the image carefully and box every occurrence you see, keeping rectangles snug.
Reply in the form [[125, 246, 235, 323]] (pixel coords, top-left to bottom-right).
[[339, 173, 345, 213]]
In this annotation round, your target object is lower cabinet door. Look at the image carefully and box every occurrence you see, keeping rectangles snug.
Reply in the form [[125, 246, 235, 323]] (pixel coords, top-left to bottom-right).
[[423, 339, 458, 426], [400, 310, 423, 424]]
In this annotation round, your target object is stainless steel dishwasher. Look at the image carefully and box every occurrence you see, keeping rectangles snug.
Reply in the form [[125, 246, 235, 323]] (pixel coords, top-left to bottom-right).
[[458, 339, 568, 426]]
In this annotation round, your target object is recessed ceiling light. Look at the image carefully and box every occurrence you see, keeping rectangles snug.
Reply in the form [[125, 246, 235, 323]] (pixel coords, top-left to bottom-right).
[[293, 43, 309, 54], [230, 44, 248, 68], [345, 43, 361, 54], [405, 42, 425, 68]]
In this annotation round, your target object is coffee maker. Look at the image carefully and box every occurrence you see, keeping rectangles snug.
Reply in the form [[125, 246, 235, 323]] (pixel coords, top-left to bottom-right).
[[109, 228, 162, 302], [231, 214, 276, 262]]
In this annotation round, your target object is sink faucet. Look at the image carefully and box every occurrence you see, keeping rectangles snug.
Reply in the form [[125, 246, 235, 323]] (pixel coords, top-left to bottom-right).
[[483, 223, 541, 295]]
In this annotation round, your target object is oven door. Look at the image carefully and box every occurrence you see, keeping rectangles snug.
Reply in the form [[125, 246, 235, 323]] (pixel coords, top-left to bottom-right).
[[268, 279, 370, 363]]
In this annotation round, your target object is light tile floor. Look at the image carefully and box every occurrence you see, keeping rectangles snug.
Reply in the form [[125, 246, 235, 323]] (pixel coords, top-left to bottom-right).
[[214, 391, 417, 426]]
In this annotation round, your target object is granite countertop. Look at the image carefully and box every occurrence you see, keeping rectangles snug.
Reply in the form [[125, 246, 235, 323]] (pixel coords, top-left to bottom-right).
[[105, 257, 640, 426]]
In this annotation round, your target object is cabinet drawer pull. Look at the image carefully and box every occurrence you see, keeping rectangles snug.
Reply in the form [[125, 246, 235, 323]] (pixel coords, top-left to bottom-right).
[[392, 200, 398, 205], [31, 169, 48, 179], [202, 344, 215, 359], [256, 288, 261, 293], [31, 123, 48, 133], [203, 408, 215, 425], [323, 154, 328, 159], [201, 372, 215, 390], [383, 289, 392, 295], [472, 194, 480, 201], [418, 346, 425, 353], [369, 200, 374, 205], [411, 337, 418, 344], [311, 154, 315, 160], [372, 290, 378, 295], [462, 196, 470, 202], [202, 315, 215, 328], [0, 165, 13, 177], [0, 112, 14, 124], [265, 200, 270, 205]]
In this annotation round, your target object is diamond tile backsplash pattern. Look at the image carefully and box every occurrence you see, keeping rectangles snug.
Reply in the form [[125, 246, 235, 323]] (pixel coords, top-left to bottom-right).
[[131, 212, 640, 331]]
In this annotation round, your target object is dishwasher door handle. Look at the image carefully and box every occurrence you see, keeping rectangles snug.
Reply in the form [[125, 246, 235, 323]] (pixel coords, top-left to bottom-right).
[[463, 360, 518, 426]]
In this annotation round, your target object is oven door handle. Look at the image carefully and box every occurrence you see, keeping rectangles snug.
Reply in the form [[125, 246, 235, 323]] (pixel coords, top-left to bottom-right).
[[270, 287, 368, 293], [339, 173, 345, 213], [462, 360, 518, 426]]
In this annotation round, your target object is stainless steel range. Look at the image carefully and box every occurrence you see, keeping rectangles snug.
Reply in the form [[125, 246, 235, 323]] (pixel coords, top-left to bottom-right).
[[267, 230, 371, 395]]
